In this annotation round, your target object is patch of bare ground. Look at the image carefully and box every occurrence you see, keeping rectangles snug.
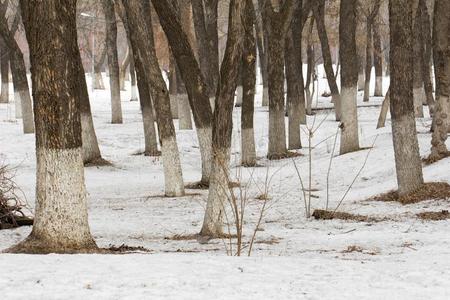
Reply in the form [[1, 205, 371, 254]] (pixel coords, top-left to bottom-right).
[[341, 245, 379, 255], [267, 151, 302, 160], [255, 193, 271, 201], [370, 182, 450, 205], [185, 181, 240, 190], [254, 237, 281, 245], [145, 192, 202, 199], [416, 210, 450, 221], [84, 158, 113, 167], [312, 209, 386, 222], [106, 244, 152, 253]]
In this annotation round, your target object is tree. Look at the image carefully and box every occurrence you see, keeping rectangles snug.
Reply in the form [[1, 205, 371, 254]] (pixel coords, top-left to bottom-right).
[[312, 0, 341, 120], [241, 0, 257, 166], [373, 13, 383, 97], [123, 0, 185, 197], [389, 0, 424, 195], [429, 0, 450, 161], [263, 0, 297, 159], [412, 0, 425, 117], [200, 0, 244, 238], [0, 38, 8, 103], [0, 2, 34, 134], [102, 0, 123, 124], [8, 0, 98, 253], [339, 0, 360, 155]]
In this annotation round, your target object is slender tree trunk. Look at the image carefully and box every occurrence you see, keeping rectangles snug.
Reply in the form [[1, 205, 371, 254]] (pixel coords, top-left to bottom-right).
[[200, 0, 244, 238], [168, 53, 179, 119], [102, 0, 123, 124], [389, 0, 424, 195], [363, 22, 373, 102], [93, 47, 106, 90], [373, 17, 383, 97], [119, 46, 130, 90], [305, 17, 315, 115], [254, 0, 269, 107], [129, 46, 138, 101], [152, 0, 217, 185], [412, 2, 425, 117], [377, 87, 390, 129], [429, 0, 450, 161], [9, 0, 98, 254], [241, 0, 257, 166], [124, 0, 185, 197], [420, 0, 435, 114], [0, 39, 8, 103], [313, 0, 341, 120], [339, 0, 360, 155]]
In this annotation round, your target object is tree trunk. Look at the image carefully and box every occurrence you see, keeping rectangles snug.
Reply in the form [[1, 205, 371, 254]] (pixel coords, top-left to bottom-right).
[[420, 0, 435, 114], [412, 2, 425, 117], [124, 0, 185, 197], [241, 0, 257, 166], [8, 0, 98, 254], [373, 17, 383, 97], [0, 39, 8, 103], [168, 53, 179, 119], [389, 0, 424, 195], [377, 88, 390, 129], [93, 47, 106, 90], [264, 1, 297, 159], [429, 0, 450, 161], [129, 46, 138, 102], [339, 0, 360, 155], [200, 0, 244, 238], [313, 0, 341, 120], [254, 0, 269, 107], [363, 22, 373, 102], [102, 0, 123, 124], [119, 46, 130, 90], [152, 0, 217, 185]]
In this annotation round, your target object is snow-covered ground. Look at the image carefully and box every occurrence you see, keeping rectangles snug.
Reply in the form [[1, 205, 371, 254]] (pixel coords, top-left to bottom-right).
[[0, 69, 449, 299]]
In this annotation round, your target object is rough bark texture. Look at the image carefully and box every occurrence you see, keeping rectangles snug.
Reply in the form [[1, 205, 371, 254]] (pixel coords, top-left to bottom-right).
[[264, 0, 297, 159], [119, 45, 130, 91], [241, 0, 257, 166], [124, 0, 185, 197], [419, 0, 435, 112], [339, 0, 360, 155], [313, 0, 341, 120], [373, 16, 383, 97], [363, 22, 373, 102], [9, 0, 97, 254], [389, 0, 424, 195], [0, 39, 8, 103], [93, 47, 106, 90], [200, 0, 244, 238], [412, 1, 425, 117], [102, 0, 123, 124], [429, 0, 450, 161]]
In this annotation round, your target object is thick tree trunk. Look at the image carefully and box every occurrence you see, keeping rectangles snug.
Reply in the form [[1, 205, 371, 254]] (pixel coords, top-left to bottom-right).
[[200, 0, 243, 238], [9, 0, 97, 254], [241, 0, 257, 166], [313, 0, 341, 120], [339, 0, 360, 155], [0, 39, 8, 103], [429, 0, 450, 161], [124, 0, 185, 197], [102, 0, 123, 124], [389, 0, 424, 195]]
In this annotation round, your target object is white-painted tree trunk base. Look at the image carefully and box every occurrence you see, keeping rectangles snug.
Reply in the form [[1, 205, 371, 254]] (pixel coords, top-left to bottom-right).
[[24, 147, 96, 251], [14, 91, 22, 119], [262, 87, 269, 107], [241, 128, 256, 165], [209, 97, 215, 113], [340, 86, 360, 154], [268, 108, 287, 158], [374, 76, 383, 96], [413, 87, 425, 117], [235, 85, 243, 107], [160, 136, 185, 197], [197, 127, 212, 184], [430, 95, 450, 157], [391, 115, 424, 195], [81, 113, 102, 164], [178, 94, 192, 130], [170, 95, 179, 119], [130, 84, 138, 101], [0, 82, 9, 103], [200, 148, 230, 237]]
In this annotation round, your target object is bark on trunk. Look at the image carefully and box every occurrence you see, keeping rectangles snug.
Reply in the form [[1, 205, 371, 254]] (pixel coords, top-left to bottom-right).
[[102, 0, 123, 124], [0, 39, 8, 103], [429, 0, 450, 161], [363, 22, 373, 102], [373, 18, 383, 97], [412, 1, 425, 117], [168, 53, 179, 119], [420, 0, 435, 113], [313, 0, 341, 120], [339, 0, 360, 155], [200, 0, 244, 238], [389, 0, 424, 195], [93, 47, 107, 90], [9, 0, 97, 253], [119, 46, 130, 90], [241, 0, 257, 166], [124, 0, 185, 197], [254, 0, 269, 107]]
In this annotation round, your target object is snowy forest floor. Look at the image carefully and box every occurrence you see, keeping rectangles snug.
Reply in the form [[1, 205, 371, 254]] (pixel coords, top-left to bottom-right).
[[0, 72, 449, 299]]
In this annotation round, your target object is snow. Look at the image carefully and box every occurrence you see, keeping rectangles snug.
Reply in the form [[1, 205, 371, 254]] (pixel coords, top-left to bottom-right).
[[0, 68, 449, 299]]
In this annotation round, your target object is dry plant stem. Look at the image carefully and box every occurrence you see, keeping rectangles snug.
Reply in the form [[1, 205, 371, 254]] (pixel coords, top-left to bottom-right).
[[292, 159, 309, 218], [326, 127, 340, 210], [333, 135, 378, 213]]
